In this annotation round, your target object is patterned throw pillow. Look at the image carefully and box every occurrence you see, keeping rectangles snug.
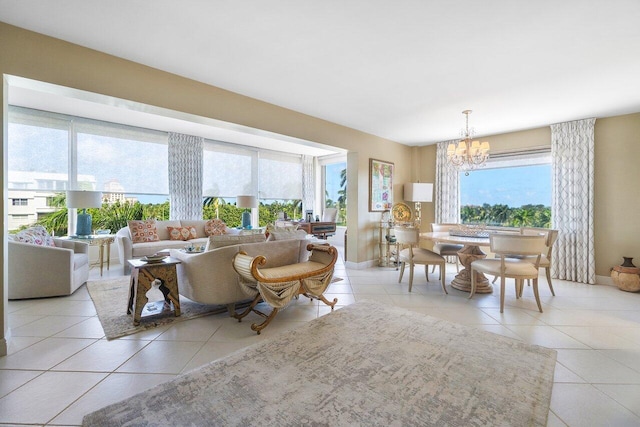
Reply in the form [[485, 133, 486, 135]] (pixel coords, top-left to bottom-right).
[[167, 226, 198, 241], [205, 219, 227, 236], [128, 219, 160, 243], [13, 225, 56, 247]]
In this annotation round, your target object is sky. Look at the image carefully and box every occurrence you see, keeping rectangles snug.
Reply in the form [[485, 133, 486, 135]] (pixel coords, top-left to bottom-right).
[[325, 162, 346, 204], [460, 164, 551, 207]]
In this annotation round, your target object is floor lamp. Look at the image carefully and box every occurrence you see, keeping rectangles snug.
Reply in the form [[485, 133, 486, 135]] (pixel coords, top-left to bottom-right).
[[403, 183, 433, 227], [66, 190, 103, 236], [237, 195, 258, 229]]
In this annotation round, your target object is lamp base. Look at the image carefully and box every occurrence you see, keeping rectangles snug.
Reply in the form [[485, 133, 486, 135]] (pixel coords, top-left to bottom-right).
[[241, 211, 252, 229], [77, 212, 93, 236]]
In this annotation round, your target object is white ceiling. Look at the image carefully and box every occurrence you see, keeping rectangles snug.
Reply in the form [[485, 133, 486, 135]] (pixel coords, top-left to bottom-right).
[[1, 0, 640, 145]]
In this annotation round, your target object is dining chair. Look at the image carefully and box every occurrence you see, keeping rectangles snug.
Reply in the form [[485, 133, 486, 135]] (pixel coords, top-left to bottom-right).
[[430, 223, 462, 273], [394, 226, 447, 294], [491, 228, 559, 296], [470, 233, 546, 313]]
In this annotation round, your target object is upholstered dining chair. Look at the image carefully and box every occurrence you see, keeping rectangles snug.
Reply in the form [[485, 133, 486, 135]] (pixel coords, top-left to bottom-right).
[[470, 233, 546, 313], [491, 227, 559, 296], [322, 208, 338, 223], [394, 226, 447, 294], [430, 223, 462, 273]]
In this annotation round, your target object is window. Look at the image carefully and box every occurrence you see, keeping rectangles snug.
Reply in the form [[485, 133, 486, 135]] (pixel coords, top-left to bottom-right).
[[321, 160, 346, 225], [12, 198, 28, 206], [460, 149, 551, 228]]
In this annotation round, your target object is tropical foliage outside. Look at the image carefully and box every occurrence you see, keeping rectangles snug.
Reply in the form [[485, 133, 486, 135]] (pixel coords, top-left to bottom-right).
[[24, 194, 305, 236], [325, 167, 347, 226], [461, 203, 551, 228]]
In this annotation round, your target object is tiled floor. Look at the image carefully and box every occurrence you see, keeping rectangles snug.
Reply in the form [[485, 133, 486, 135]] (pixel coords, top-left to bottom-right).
[[2, 239, 640, 426]]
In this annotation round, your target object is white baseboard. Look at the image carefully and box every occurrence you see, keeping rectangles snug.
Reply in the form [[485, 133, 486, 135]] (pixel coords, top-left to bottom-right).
[[596, 274, 615, 287], [345, 259, 378, 270]]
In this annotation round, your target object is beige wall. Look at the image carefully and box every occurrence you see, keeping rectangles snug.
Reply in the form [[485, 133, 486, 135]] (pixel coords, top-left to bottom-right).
[[594, 113, 640, 276]]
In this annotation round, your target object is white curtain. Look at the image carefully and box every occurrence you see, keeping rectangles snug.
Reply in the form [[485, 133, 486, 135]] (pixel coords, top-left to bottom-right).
[[551, 118, 596, 284], [302, 155, 315, 215], [168, 132, 203, 220], [435, 140, 460, 224]]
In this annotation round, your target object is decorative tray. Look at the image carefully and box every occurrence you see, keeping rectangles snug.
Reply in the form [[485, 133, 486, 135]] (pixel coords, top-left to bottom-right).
[[448, 224, 489, 238], [141, 255, 167, 263], [180, 248, 205, 254]]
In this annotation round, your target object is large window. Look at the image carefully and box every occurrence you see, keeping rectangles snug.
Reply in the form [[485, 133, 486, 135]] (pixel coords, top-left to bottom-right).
[[460, 150, 551, 228], [321, 160, 346, 225]]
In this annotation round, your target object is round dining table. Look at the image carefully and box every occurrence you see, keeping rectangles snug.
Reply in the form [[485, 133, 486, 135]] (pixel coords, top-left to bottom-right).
[[420, 231, 493, 293]]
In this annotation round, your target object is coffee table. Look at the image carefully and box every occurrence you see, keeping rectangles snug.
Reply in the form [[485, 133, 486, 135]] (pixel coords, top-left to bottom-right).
[[127, 257, 182, 326]]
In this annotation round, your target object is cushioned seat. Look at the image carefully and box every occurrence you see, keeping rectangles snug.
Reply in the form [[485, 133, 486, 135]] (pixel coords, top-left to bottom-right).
[[395, 226, 447, 293], [8, 226, 90, 299]]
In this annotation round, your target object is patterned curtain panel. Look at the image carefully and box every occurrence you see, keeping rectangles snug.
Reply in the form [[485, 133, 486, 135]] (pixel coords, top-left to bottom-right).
[[168, 132, 204, 220], [302, 155, 315, 215], [435, 140, 460, 224], [551, 118, 596, 284]]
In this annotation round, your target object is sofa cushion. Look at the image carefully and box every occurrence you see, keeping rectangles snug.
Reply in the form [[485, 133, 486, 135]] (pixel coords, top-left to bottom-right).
[[13, 225, 56, 247], [207, 233, 266, 250], [167, 226, 198, 241], [204, 219, 228, 236], [128, 219, 160, 243], [73, 253, 89, 270], [268, 228, 308, 241]]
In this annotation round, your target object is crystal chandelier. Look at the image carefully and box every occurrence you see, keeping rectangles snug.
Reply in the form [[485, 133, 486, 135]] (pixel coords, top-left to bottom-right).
[[446, 110, 490, 175]]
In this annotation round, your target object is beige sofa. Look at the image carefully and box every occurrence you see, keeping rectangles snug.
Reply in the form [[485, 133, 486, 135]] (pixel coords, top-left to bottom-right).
[[116, 219, 240, 273], [170, 239, 315, 309]]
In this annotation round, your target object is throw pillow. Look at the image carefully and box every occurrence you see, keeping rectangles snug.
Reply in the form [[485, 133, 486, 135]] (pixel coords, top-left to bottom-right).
[[13, 225, 56, 247], [205, 219, 227, 236], [207, 233, 266, 250], [167, 226, 198, 241], [128, 219, 160, 243]]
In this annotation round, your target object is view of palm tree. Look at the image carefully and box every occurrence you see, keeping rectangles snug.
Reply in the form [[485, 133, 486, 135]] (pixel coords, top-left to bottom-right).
[[461, 203, 551, 228]]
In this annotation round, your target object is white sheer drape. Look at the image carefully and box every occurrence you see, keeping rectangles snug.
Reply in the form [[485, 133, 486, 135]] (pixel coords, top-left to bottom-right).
[[551, 118, 596, 284], [302, 155, 315, 215], [435, 140, 460, 224], [168, 132, 203, 220]]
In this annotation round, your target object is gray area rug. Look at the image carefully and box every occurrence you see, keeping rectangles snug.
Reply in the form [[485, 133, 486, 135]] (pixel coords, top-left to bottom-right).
[[83, 301, 556, 426], [87, 277, 239, 340]]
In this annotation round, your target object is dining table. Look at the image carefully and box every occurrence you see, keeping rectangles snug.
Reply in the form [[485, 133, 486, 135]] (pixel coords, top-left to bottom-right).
[[420, 231, 493, 294]]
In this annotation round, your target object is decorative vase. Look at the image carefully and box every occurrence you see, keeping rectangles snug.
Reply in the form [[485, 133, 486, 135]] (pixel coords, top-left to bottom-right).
[[611, 257, 640, 292]]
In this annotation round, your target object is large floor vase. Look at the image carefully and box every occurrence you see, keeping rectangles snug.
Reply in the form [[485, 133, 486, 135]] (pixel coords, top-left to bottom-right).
[[611, 257, 640, 292]]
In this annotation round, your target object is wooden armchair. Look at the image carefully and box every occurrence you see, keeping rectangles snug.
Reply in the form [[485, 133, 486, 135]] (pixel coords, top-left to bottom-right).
[[232, 244, 338, 334]]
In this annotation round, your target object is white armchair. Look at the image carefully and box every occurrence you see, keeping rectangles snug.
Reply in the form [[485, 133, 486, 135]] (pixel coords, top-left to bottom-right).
[[8, 238, 90, 299]]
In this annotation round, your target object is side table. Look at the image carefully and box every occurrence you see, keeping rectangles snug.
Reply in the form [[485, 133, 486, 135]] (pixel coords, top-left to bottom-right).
[[60, 234, 116, 276], [127, 257, 182, 326]]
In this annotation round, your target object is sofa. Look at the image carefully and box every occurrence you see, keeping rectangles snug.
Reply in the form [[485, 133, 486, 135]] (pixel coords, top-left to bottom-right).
[[8, 226, 90, 299], [170, 238, 318, 310], [116, 219, 242, 273]]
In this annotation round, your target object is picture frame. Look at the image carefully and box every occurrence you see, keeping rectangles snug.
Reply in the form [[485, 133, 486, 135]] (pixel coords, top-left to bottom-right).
[[369, 158, 394, 212]]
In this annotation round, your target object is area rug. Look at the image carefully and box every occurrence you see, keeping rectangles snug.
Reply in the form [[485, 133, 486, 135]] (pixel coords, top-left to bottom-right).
[[87, 277, 242, 340], [83, 301, 556, 426]]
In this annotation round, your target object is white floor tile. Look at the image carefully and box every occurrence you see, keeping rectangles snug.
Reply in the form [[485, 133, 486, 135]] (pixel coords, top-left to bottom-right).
[[53, 339, 150, 372], [0, 369, 41, 398], [0, 371, 107, 425], [0, 337, 97, 370], [116, 340, 204, 374], [556, 349, 640, 384]]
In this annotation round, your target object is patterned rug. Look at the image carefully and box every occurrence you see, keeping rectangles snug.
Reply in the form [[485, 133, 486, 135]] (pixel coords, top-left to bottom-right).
[[83, 301, 556, 426], [87, 277, 243, 340]]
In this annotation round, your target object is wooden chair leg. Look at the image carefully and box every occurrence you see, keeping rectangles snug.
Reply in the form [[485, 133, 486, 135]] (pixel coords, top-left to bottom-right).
[[408, 262, 415, 292], [532, 278, 543, 313], [440, 262, 448, 294], [500, 276, 506, 313], [398, 262, 405, 283], [545, 267, 556, 296], [425, 264, 430, 282], [232, 293, 262, 321]]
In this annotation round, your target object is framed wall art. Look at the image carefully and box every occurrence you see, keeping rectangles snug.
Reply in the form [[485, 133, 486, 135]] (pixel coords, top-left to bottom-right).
[[369, 158, 394, 212]]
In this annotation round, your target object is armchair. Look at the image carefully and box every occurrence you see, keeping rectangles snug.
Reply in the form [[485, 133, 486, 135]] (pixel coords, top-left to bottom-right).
[[8, 238, 90, 299]]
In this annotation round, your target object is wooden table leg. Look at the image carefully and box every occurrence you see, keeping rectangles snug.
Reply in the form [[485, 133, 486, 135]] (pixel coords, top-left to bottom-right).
[[450, 244, 493, 294], [99, 244, 105, 276]]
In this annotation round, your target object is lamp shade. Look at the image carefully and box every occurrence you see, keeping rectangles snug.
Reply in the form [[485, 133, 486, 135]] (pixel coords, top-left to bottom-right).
[[404, 183, 433, 203], [236, 195, 258, 209], [66, 190, 103, 208]]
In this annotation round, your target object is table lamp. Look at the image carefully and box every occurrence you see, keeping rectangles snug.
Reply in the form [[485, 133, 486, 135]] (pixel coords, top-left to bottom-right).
[[404, 183, 433, 226], [237, 195, 258, 229], [67, 190, 103, 236]]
